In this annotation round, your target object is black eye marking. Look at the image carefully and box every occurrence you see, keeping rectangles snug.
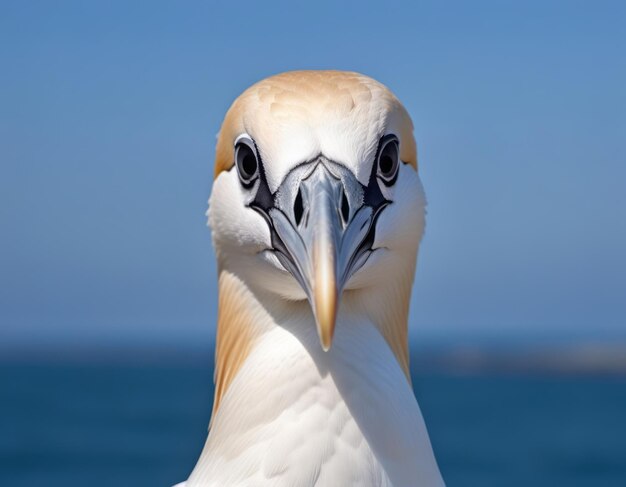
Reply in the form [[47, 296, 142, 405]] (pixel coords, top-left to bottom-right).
[[376, 134, 400, 186], [233, 135, 273, 217], [235, 136, 259, 188]]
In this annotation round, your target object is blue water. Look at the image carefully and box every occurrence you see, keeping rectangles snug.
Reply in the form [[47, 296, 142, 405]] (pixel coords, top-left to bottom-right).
[[1, 360, 625, 486]]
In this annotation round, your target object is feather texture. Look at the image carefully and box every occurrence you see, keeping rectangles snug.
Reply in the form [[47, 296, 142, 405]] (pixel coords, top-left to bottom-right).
[[214, 70, 417, 191], [187, 279, 443, 486]]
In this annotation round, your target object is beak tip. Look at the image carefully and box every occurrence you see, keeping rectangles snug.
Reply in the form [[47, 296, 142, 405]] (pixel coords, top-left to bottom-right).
[[314, 291, 337, 352], [319, 327, 334, 351], [317, 322, 335, 352]]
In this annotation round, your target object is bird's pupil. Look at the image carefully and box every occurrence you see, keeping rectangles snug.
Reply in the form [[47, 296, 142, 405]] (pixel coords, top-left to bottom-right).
[[379, 154, 394, 175], [241, 151, 257, 177]]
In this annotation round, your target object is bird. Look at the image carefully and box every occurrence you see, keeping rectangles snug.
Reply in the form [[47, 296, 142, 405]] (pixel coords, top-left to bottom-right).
[[176, 70, 444, 487]]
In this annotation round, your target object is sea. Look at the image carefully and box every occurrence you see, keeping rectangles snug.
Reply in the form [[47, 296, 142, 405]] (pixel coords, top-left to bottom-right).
[[1, 352, 625, 486]]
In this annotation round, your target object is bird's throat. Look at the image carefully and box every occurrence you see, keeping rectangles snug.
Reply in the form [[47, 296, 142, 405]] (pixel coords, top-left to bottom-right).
[[188, 268, 441, 486], [210, 267, 413, 421]]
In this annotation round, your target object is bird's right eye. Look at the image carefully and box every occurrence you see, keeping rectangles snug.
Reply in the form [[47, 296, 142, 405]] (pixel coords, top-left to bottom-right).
[[376, 135, 400, 186], [235, 137, 259, 187]]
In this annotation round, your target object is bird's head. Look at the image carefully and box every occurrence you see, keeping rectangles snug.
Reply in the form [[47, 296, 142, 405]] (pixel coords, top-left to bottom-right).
[[208, 71, 425, 356]]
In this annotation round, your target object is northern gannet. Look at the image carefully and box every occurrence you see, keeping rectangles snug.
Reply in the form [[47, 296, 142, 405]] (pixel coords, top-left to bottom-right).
[[178, 71, 444, 487]]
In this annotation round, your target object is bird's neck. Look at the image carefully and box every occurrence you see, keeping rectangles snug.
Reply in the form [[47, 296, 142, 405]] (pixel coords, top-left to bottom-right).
[[210, 266, 414, 419], [188, 269, 442, 486]]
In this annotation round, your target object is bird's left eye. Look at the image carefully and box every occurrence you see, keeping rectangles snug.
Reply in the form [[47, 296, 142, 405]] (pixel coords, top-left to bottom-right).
[[377, 135, 400, 186], [235, 137, 259, 187]]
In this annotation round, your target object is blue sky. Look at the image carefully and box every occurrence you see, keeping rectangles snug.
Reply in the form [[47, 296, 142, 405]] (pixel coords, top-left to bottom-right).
[[1, 0, 624, 350]]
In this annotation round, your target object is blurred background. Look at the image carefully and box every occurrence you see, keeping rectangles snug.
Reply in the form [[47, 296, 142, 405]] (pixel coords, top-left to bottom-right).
[[1, 1, 625, 485]]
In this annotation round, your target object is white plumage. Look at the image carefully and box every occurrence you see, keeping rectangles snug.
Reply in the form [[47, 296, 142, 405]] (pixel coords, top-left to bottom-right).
[[177, 71, 444, 486]]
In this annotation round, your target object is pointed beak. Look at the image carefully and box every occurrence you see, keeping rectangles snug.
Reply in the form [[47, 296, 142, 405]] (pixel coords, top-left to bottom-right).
[[306, 172, 341, 350], [267, 160, 384, 351]]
